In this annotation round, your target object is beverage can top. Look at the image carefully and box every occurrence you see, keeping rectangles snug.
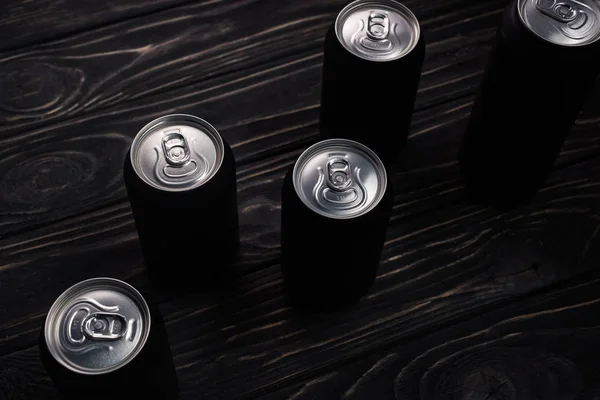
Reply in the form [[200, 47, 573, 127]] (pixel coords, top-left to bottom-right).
[[293, 139, 387, 219], [335, 0, 421, 62], [44, 278, 151, 375], [130, 114, 224, 192], [518, 0, 600, 46]]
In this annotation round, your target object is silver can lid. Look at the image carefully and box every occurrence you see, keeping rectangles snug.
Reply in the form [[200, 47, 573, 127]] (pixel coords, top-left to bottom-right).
[[293, 139, 387, 219], [130, 114, 224, 192], [518, 0, 600, 46], [335, 0, 421, 62], [44, 278, 151, 375]]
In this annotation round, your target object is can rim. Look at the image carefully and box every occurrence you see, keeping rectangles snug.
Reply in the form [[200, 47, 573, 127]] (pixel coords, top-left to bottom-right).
[[517, 0, 600, 47], [44, 277, 152, 375], [335, 0, 421, 62], [292, 139, 388, 219], [130, 114, 225, 192]]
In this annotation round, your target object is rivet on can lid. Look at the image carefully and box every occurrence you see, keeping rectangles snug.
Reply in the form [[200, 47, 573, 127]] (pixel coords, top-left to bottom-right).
[[335, 0, 421, 62], [130, 114, 225, 192], [292, 139, 387, 219], [44, 278, 151, 375], [518, 0, 600, 46]]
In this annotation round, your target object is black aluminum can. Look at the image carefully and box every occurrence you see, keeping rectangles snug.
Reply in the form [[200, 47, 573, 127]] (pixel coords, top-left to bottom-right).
[[459, 0, 600, 205], [281, 139, 393, 310], [39, 278, 178, 400], [320, 0, 425, 165], [123, 114, 239, 287]]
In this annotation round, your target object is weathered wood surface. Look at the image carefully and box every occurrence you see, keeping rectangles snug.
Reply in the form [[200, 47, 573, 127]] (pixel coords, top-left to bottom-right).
[[1, 0, 600, 398], [0, 0, 190, 51], [3, 267, 600, 399], [1, 104, 599, 398], [0, 0, 505, 237], [261, 271, 600, 399], [0, 0, 499, 135]]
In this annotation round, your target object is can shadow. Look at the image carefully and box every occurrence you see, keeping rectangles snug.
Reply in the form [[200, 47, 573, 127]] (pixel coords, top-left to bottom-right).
[[284, 297, 365, 316], [386, 137, 537, 212], [146, 262, 240, 298]]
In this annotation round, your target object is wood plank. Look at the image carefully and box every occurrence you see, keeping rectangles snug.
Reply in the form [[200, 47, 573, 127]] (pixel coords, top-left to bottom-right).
[[3, 1, 600, 397], [0, 51, 320, 238], [0, 3, 509, 239], [0, 3, 508, 244], [259, 272, 600, 400], [1, 95, 600, 395], [0, 0, 190, 51], [3, 269, 600, 399], [182, 158, 600, 398], [0, 0, 507, 241], [0, 150, 301, 355], [0, 0, 502, 137]]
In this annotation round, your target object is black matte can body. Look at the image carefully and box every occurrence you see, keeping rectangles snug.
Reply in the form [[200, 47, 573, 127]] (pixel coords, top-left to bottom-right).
[[124, 141, 239, 287], [40, 291, 179, 400], [319, 23, 425, 165], [280, 168, 393, 310], [459, 0, 600, 205]]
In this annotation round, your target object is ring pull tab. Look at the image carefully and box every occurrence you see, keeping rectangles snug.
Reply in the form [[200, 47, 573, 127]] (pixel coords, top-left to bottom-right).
[[162, 130, 191, 166], [359, 12, 393, 52], [536, 0, 579, 23], [327, 158, 353, 191], [315, 156, 366, 210], [82, 313, 128, 341], [367, 12, 390, 39], [158, 130, 200, 180]]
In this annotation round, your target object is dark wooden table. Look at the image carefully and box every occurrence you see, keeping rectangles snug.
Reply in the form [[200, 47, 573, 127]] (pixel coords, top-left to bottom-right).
[[2, 0, 600, 398]]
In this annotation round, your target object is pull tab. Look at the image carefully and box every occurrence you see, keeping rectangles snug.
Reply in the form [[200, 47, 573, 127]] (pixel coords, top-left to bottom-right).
[[367, 12, 389, 39], [314, 155, 368, 211], [82, 313, 127, 341], [162, 130, 191, 166], [536, 0, 579, 23], [327, 158, 353, 191], [360, 12, 393, 52]]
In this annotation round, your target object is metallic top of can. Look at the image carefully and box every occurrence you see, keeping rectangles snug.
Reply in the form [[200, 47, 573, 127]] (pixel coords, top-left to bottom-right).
[[44, 278, 151, 375], [335, 0, 420, 62], [293, 139, 387, 219], [130, 114, 224, 192], [518, 0, 600, 46]]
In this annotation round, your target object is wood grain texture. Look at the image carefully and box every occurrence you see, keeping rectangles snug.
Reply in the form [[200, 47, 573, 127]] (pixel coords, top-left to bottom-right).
[[0, 1, 504, 239], [1, 103, 600, 397], [0, 52, 319, 238], [3, 271, 600, 399], [260, 272, 600, 400], [0, 0, 191, 51], [0, 0, 502, 136], [2, 0, 600, 398]]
